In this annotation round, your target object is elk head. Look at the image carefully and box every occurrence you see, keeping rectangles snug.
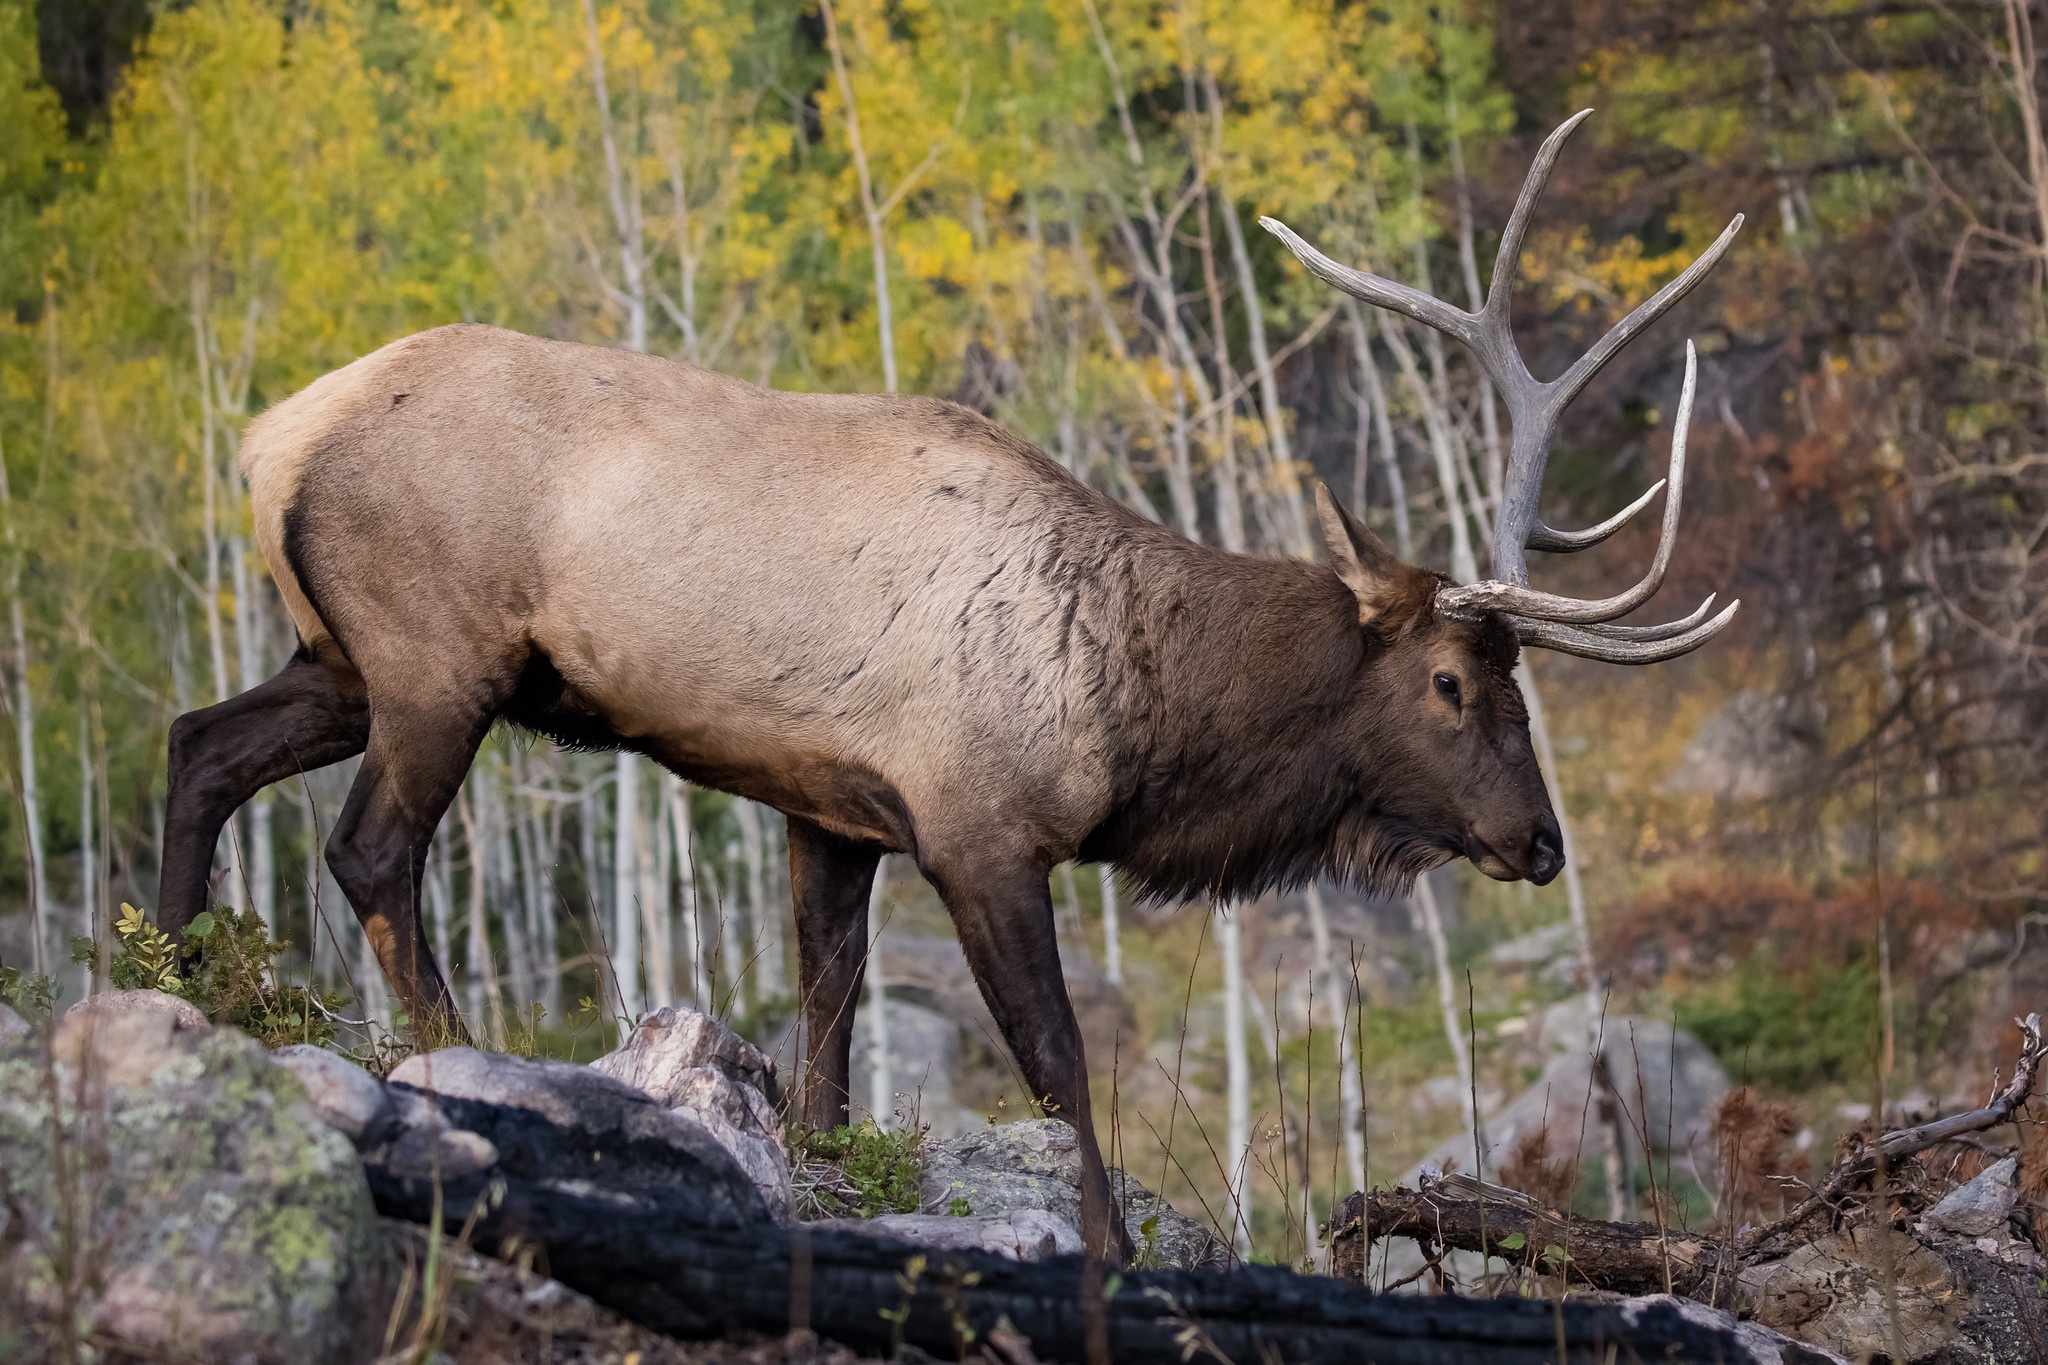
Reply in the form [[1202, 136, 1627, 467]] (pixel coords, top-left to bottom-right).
[[1270, 110, 1742, 883]]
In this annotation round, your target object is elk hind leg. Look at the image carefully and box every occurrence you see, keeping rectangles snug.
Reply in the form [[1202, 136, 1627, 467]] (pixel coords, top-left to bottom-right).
[[159, 646, 369, 938], [788, 816, 882, 1130], [324, 696, 491, 1043]]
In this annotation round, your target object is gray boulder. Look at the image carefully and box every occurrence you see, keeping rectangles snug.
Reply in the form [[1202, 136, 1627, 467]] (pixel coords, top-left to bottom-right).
[[0, 1003, 382, 1363], [0, 1000, 28, 1043], [60, 985, 209, 1034], [592, 1003, 780, 1103], [592, 1006, 793, 1219], [811, 1207, 1083, 1261], [1409, 1006, 1728, 1184], [851, 997, 972, 1136], [920, 1118, 1230, 1270], [1926, 1155, 2019, 1239], [271, 1044, 391, 1149]]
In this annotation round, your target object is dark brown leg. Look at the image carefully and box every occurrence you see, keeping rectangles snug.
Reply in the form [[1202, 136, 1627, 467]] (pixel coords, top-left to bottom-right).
[[927, 852, 1131, 1264], [789, 816, 882, 1130], [159, 646, 370, 937], [323, 696, 486, 1043]]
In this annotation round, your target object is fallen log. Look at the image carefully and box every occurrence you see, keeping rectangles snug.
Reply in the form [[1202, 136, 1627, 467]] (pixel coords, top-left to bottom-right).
[[364, 1088, 1836, 1364], [1328, 1014, 2046, 1307], [1327, 1175, 1735, 1301]]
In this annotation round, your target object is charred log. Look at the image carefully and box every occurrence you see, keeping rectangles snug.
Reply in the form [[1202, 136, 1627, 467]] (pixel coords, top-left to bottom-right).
[[363, 1091, 1829, 1364]]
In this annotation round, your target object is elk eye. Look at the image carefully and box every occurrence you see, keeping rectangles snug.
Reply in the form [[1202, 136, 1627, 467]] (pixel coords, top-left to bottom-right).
[[1433, 672, 1462, 705]]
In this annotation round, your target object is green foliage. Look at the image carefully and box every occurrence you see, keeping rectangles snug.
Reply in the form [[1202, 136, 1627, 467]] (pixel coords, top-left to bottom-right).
[[793, 1118, 927, 1218], [1677, 958, 1880, 1093], [0, 966, 57, 1020], [97, 902, 353, 1050]]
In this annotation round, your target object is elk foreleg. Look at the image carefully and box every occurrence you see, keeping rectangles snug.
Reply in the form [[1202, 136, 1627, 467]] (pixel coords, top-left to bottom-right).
[[324, 698, 485, 1044], [789, 816, 882, 1130], [159, 647, 370, 938], [937, 855, 1131, 1265]]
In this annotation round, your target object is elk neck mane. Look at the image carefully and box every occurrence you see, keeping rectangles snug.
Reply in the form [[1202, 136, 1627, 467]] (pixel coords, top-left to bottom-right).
[[1073, 523, 1454, 906]]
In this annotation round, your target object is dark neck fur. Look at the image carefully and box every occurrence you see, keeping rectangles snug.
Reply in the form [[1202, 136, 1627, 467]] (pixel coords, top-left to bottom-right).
[[1079, 539, 1450, 903]]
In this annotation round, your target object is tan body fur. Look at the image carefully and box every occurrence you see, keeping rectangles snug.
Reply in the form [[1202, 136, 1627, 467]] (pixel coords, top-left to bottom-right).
[[168, 323, 1564, 1260]]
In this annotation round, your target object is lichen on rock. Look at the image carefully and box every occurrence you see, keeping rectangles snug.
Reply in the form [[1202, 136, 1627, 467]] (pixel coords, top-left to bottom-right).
[[0, 1001, 382, 1363]]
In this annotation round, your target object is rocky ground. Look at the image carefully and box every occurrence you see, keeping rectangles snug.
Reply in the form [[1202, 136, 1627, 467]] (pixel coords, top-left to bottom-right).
[[7, 986, 2010, 1362]]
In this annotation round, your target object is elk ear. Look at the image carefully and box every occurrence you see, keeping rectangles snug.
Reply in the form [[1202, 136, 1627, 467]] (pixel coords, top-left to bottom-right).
[[1315, 481, 1408, 624]]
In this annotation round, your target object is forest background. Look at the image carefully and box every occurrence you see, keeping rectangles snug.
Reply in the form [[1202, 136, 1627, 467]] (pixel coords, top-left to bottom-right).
[[5, 0, 2048, 1264]]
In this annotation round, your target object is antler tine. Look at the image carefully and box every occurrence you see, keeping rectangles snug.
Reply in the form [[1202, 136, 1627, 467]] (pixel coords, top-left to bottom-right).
[[1443, 341, 1700, 625], [1510, 596, 1740, 664], [1257, 217, 1477, 346], [1562, 592, 1719, 641], [1483, 110, 1594, 327], [1541, 212, 1744, 430], [1526, 479, 1664, 553]]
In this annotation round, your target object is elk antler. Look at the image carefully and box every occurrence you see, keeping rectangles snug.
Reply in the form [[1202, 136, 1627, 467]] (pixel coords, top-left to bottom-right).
[[1261, 110, 1743, 664]]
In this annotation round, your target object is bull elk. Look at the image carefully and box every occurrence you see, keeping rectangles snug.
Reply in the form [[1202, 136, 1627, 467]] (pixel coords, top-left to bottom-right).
[[158, 112, 1738, 1261]]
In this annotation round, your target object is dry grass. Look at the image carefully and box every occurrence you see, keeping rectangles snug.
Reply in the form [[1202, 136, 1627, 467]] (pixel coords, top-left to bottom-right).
[[1495, 1126, 1577, 1211], [1712, 1085, 1800, 1222]]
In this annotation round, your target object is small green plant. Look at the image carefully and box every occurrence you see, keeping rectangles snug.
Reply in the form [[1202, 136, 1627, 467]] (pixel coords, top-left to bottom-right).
[[94, 902, 352, 1049], [0, 967, 57, 1021], [792, 1117, 927, 1218], [946, 1195, 973, 1217]]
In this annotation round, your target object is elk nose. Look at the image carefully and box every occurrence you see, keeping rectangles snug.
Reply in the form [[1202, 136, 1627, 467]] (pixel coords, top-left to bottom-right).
[[1526, 827, 1565, 886]]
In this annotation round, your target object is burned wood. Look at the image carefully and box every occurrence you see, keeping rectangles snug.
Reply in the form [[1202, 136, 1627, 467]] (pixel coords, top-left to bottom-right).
[[363, 1091, 1830, 1364]]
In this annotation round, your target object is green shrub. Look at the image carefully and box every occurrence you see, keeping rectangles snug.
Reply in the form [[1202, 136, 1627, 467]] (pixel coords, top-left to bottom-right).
[[1677, 957, 1880, 1092], [792, 1118, 927, 1218], [75, 902, 353, 1050]]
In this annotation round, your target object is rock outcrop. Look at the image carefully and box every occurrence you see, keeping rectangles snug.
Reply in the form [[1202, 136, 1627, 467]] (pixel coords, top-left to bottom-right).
[[920, 1118, 1231, 1270], [0, 998, 382, 1363]]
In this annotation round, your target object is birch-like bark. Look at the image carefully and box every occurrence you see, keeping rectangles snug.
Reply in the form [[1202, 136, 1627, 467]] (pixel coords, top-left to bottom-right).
[[1207, 70, 1311, 554], [0, 434, 47, 973], [1098, 865, 1123, 986], [1516, 659, 1629, 1218], [819, 0, 896, 392], [1305, 883, 1365, 1196], [639, 768, 673, 1009], [1217, 901, 1253, 1254], [426, 834, 454, 1005], [612, 752, 643, 1020], [735, 799, 769, 1001], [866, 856, 893, 1128], [233, 539, 275, 929], [580, 0, 648, 353], [667, 778, 705, 1008], [458, 785, 503, 1045], [77, 709, 94, 984], [1341, 300, 1412, 560], [1411, 874, 1475, 1161]]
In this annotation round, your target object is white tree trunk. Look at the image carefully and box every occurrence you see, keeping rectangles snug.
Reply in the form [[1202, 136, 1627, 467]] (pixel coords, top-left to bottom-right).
[[612, 752, 643, 1020], [0, 441, 49, 974], [1217, 901, 1253, 1254], [735, 799, 770, 1003], [426, 834, 454, 1002], [866, 856, 893, 1129], [1098, 865, 1123, 986], [1412, 874, 1476, 1163], [639, 768, 673, 1009], [1516, 660, 1629, 1218], [77, 710, 94, 987], [667, 778, 705, 1008], [1304, 883, 1365, 1196], [233, 542, 275, 931]]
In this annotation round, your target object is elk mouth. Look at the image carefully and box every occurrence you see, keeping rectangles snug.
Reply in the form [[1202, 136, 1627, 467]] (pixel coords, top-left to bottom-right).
[[1465, 831, 1563, 887]]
